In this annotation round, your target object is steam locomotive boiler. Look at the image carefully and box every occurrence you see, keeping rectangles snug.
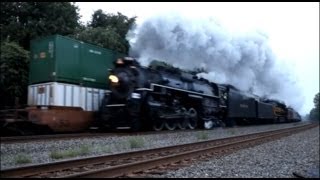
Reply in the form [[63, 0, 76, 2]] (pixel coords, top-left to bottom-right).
[[98, 57, 224, 131]]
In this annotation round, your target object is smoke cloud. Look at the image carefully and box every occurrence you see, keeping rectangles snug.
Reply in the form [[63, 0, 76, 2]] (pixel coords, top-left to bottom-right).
[[126, 13, 304, 113]]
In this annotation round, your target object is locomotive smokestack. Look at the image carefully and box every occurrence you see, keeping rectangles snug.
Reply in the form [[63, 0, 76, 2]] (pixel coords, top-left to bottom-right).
[[126, 13, 304, 113]]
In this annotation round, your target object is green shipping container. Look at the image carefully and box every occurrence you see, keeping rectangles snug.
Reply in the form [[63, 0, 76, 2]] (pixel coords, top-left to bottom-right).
[[29, 35, 126, 89]]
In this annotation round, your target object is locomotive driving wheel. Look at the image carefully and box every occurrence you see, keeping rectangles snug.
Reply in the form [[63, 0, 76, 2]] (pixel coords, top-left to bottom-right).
[[152, 115, 164, 131], [165, 119, 177, 130], [177, 107, 188, 130], [186, 108, 198, 129], [152, 118, 164, 131]]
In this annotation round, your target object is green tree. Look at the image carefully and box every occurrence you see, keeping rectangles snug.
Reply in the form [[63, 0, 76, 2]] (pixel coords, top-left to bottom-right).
[[313, 92, 319, 109], [73, 9, 136, 54], [0, 2, 80, 107], [0, 42, 29, 107], [1, 2, 80, 50], [89, 10, 136, 39], [72, 26, 127, 53], [309, 92, 320, 121]]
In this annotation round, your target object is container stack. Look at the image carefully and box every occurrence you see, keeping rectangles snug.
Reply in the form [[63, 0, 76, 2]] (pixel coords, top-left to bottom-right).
[[27, 35, 124, 112]]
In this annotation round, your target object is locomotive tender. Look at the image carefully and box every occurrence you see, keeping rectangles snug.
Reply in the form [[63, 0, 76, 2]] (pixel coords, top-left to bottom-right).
[[98, 57, 301, 131]]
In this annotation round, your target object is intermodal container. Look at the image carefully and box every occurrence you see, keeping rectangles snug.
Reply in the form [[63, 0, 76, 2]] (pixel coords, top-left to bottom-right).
[[28, 82, 109, 111], [29, 35, 126, 89]]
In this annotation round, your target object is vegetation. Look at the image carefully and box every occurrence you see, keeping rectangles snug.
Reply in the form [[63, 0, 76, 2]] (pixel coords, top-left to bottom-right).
[[50, 145, 91, 159], [71, 9, 136, 53], [0, 2, 136, 107], [229, 129, 236, 135], [96, 145, 111, 154], [114, 141, 128, 150], [72, 26, 126, 53], [14, 154, 32, 164], [308, 92, 319, 121], [0, 42, 29, 107], [196, 131, 209, 140], [127, 137, 145, 149], [0, 2, 81, 50]]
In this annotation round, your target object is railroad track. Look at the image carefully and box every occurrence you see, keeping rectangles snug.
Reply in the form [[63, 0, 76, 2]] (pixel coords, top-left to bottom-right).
[[0, 132, 120, 144], [1, 122, 306, 144], [0, 128, 209, 144], [0, 123, 317, 178]]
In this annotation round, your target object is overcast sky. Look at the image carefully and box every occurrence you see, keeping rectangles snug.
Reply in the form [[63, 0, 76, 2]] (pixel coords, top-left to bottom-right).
[[76, 2, 319, 115]]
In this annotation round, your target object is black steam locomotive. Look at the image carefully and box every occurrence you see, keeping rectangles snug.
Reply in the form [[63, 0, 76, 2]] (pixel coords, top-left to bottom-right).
[[98, 57, 301, 131]]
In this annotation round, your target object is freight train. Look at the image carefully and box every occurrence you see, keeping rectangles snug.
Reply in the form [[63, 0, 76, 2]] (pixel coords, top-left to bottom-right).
[[0, 35, 301, 135], [97, 57, 301, 131], [1, 35, 124, 135]]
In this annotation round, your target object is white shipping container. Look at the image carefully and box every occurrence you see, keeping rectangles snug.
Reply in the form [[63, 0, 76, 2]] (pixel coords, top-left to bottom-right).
[[28, 82, 109, 111]]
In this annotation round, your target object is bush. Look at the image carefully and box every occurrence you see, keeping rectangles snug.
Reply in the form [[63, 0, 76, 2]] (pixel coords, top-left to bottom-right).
[[0, 41, 29, 107], [50, 145, 91, 159], [197, 131, 209, 140], [15, 154, 32, 164], [96, 146, 111, 154], [128, 137, 145, 149]]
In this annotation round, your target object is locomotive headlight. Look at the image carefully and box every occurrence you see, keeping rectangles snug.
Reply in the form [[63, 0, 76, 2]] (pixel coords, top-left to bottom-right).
[[116, 58, 124, 64], [109, 75, 119, 83]]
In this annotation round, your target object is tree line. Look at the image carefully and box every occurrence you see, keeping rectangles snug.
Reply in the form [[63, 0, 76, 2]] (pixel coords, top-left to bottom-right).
[[0, 2, 136, 107], [0, 2, 318, 122], [307, 92, 319, 121]]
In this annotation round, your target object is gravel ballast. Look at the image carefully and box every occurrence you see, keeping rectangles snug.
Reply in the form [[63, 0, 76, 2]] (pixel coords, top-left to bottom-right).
[[1, 121, 318, 178], [151, 125, 320, 178]]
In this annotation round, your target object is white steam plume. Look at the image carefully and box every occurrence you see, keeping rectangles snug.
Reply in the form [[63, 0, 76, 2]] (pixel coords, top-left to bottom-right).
[[126, 13, 304, 113]]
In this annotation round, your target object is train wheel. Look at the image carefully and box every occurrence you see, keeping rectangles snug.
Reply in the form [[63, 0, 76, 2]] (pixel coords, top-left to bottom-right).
[[151, 113, 164, 131], [178, 119, 188, 130], [178, 108, 187, 130], [187, 108, 198, 129], [165, 120, 177, 130], [152, 119, 164, 131]]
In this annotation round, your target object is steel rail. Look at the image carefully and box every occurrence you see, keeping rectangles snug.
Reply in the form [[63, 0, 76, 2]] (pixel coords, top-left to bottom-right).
[[0, 123, 316, 178]]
